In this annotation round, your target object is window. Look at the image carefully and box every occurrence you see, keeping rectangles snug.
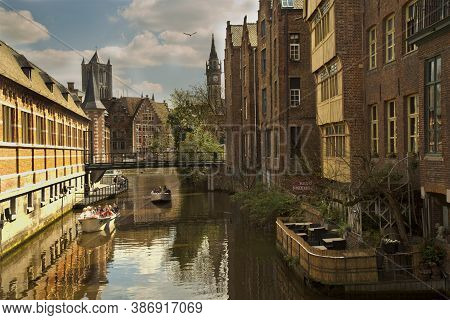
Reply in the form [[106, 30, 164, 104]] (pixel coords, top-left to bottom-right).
[[385, 15, 395, 63], [261, 20, 266, 37], [27, 192, 34, 212], [265, 130, 271, 158], [319, 64, 339, 102], [78, 129, 83, 149], [244, 97, 248, 120], [2, 105, 16, 142], [369, 27, 377, 69], [407, 95, 419, 154], [261, 49, 267, 74], [324, 124, 346, 158], [425, 56, 442, 154], [274, 129, 280, 159], [41, 188, 46, 205], [47, 120, 56, 146], [386, 100, 397, 155], [36, 116, 45, 145], [120, 141, 125, 150], [282, 0, 294, 7], [262, 89, 267, 114], [21, 112, 32, 144], [290, 126, 302, 159], [406, 1, 418, 53], [57, 123, 64, 146], [313, 6, 330, 47], [370, 105, 379, 156], [72, 127, 77, 147], [290, 34, 300, 61], [290, 78, 301, 107], [66, 125, 71, 147]]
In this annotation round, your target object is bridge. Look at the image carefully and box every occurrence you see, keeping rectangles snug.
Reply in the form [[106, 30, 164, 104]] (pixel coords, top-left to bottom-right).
[[84, 152, 225, 171]]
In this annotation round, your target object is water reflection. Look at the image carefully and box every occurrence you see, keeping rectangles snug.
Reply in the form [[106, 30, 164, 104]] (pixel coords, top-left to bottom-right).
[[1, 170, 323, 300]]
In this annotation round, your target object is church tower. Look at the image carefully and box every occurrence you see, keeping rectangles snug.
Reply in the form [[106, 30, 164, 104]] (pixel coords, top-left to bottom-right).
[[206, 34, 223, 113], [82, 51, 113, 100]]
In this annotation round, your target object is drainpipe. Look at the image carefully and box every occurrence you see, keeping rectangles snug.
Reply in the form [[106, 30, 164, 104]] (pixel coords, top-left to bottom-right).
[[253, 47, 258, 168]]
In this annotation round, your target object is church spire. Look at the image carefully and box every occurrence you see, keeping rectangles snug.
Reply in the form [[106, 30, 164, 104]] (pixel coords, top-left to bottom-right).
[[82, 65, 106, 110], [209, 34, 218, 60]]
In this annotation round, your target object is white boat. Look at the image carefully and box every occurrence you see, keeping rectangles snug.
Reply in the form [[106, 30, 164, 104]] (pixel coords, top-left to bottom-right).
[[78, 207, 118, 233], [151, 190, 172, 202]]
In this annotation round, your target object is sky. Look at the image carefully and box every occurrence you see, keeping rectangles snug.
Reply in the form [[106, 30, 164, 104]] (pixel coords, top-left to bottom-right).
[[0, 0, 258, 102]]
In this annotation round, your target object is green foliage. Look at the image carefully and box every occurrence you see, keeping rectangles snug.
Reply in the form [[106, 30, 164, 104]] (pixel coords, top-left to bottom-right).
[[421, 240, 447, 266], [179, 127, 223, 154], [231, 184, 300, 227], [168, 84, 220, 150]]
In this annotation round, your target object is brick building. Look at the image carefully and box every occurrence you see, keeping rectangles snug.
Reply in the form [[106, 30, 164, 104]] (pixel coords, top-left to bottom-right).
[[224, 22, 244, 173], [241, 17, 259, 171], [408, 0, 449, 239], [104, 97, 171, 153], [0, 40, 90, 257], [258, 0, 319, 187]]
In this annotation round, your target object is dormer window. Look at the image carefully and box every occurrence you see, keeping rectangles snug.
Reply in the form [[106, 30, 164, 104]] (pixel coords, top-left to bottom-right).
[[46, 82, 54, 93], [282, 0, 294, 7], [22, 67, 32, 80]]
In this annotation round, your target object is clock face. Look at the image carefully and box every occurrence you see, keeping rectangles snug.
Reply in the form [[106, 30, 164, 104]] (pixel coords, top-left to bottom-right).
[[213, 75, 219, 82]]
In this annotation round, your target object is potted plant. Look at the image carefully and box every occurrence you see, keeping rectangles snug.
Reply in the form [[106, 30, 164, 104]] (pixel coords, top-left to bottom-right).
[[381, 238, 400, 254], [421, 241, 447, 280]]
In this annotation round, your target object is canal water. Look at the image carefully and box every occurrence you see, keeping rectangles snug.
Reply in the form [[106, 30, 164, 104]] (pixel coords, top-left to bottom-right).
[[0, 169, 324, 300]]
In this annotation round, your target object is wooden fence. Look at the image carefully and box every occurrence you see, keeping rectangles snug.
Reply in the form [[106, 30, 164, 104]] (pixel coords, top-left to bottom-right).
[[276, 218, 379, 285]]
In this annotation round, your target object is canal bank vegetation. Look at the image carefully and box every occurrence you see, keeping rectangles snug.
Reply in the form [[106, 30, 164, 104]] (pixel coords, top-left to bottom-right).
[[231, 184, 302, 228]]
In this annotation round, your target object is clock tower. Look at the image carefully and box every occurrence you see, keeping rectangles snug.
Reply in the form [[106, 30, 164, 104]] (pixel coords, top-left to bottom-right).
[[206, 34, 223, 113]]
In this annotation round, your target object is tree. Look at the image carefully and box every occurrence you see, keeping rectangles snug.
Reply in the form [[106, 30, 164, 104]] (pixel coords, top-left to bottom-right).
[[168, 83, 223, 153]]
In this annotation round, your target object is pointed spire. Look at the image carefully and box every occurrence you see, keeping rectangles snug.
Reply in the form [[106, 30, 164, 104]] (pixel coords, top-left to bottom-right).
[[141, 92, 144, 98], [81, 65, 106, 110], [107, 58, 111, 65], [82, 57, 85, 65], [152, 93, 155, 101], [209, 34, 218, 60], [89, 50, 101, 64]]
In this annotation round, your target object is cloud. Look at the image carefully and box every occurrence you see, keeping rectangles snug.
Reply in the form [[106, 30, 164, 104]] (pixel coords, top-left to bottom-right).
[[114, 77, 164, 97], [100, 32, 204, 68], [0, 7, 49, 44], [119, 0, 257, 34], [118, 0, 259, 58]]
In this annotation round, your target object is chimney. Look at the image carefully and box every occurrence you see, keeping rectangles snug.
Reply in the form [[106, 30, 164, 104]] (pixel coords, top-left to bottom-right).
[[67, 82, 75, 91]]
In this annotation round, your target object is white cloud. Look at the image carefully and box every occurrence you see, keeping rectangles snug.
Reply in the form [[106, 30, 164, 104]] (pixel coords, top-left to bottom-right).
[[0, 7, 49, 44]]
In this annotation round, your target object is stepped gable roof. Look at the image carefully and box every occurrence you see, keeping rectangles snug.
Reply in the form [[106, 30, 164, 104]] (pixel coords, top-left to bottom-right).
[[0, 40, 89, 120], [230, 25, 244, 47]]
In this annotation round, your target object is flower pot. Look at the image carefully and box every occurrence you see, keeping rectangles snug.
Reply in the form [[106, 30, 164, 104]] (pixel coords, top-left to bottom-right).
[[382, 241, 399, 254]]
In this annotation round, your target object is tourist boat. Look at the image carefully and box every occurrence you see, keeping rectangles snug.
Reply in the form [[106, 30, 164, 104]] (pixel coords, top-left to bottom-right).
[[151, 189, 172, 203], [78, 206, 119, 233]]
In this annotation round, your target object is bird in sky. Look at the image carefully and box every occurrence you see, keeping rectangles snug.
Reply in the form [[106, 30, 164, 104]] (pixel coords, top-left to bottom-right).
[[183, 32, 197, 37]]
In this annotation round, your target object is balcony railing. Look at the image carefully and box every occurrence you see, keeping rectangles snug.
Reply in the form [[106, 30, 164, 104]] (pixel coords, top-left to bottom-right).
[[416, 0, 450, 32]]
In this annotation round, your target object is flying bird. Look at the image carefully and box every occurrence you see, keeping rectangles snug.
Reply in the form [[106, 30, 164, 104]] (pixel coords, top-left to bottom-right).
[[183, 32, 197, 37]]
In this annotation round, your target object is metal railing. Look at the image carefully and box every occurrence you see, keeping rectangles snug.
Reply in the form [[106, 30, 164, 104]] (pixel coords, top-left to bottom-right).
[[84, 151, 225, 167], [416, 0, 450, 32], [74, 179, 128, 208]]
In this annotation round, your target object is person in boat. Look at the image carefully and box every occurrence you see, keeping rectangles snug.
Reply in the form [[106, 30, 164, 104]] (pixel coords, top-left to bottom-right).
[[162, 185, 171, 194]]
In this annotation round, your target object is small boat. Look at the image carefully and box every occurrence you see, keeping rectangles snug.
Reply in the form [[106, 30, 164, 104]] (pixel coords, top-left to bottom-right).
[[151, 188, 172, 203], [78, 206, 119, 233]]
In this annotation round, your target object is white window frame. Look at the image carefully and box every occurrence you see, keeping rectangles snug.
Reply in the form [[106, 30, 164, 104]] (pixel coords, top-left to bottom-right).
[[405, 0, 419, 54], [290, 89, 301, 107], [386, 15, 396, 63], [386, 100, 397, 155], [371, 105, 379, 156], [407, 94, 419, 154], [369, 26, 377, 69]]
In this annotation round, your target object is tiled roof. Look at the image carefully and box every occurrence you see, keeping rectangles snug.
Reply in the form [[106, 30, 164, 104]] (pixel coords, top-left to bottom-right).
[[247, 23, 258, 47], [104, 97, 169, 124], [230, 25, 243, 47], [0, 40, 89, 120]]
